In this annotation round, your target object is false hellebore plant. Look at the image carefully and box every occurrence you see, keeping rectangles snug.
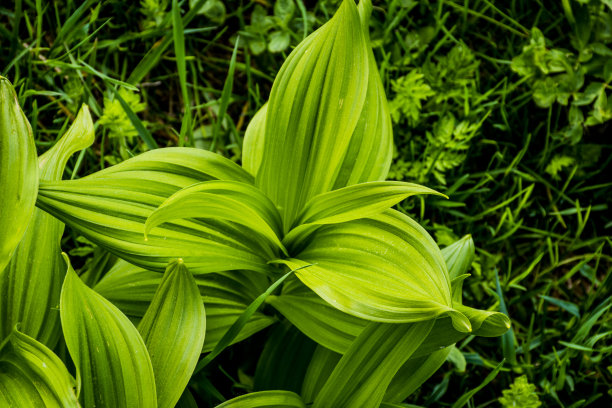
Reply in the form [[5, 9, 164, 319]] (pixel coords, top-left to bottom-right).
[[0, 1, 510, 407]]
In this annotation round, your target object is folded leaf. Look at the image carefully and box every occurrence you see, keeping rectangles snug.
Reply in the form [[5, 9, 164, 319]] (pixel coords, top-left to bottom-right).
[[60, 254, 157, 408], [0, 105, 94, 348], [255, 0, 371, 230], [94, 259, 275, 352], [332, 0, 392, 188], [279, 210, 471, 331], [242, 103, 267, 176], [138, 259, 206, 408], [285, 181, 444, 245], [37, 149, 272, 274], [145, 180, 286, 255], [0, 77, 38, 272], [215, 391, 306, 408], [0, 329, 79, 407], [312, 320, 435, 408]]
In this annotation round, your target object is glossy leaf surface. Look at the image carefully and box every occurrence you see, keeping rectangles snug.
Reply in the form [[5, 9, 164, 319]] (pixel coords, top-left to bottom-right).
[[60, 255, 157, 408], [0, 329, 78, 407], [138, 259, 205, 408], [0, 105, 94, 347], [215, 390, 306, 408], [0, 77, 38, 272]]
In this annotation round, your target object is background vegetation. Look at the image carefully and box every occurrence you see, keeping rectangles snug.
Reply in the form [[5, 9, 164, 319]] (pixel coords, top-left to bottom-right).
[[1, 0, 611, 406]]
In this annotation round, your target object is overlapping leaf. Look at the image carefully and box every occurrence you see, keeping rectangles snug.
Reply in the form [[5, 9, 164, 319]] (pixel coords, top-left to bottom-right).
[[215, 390, 306, 408], [138, 259, 206, 408], [0, 77, 38, 272], [145, 180, 286, 255], [94, 259, 275, 352], [60, 255, 157, 408], [0, 105, 94, 347], [37, 148, 273, 274], [279, 210, 471, 330], [254, 0, 387, 230], [0, 329, 79, 407]]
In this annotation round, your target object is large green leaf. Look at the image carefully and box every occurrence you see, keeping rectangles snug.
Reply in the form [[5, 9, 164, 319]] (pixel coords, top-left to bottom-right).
[[0, 329, 79, 407], [37, 148, 272, 274], [60, 255, 157, 408], [145, 180, 286, 255], [138, 259, 206, 408], [255, 0, 375, 230], [0, 105, 94, 347], [280, 210, 471, 330], [215, 391, 306, 408], [331, 0, 392, 188], [93, 260, 275, 352], [312, 320, 435, 408], [301, 345, 342, 404], [284, 181, 443, 247], [0, 76, 38, 272]]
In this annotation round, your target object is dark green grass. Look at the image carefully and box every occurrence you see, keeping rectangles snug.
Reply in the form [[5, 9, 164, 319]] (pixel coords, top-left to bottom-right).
[[1, 0, 610, 406]]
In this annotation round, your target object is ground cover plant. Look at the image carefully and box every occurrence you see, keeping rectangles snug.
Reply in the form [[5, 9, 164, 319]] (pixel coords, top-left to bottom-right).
[[1, 0, 611, 407]]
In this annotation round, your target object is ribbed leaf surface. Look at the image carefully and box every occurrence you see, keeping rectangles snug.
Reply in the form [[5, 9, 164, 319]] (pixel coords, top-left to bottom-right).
[[138, 260, 205, 408], [0, 329, 79, 407], [0, 105, 94, 347], [60, 255, 157, 408], [281, 210, 470, 330], [37, 148, 272, 274], [255, 0, 371, 230], [0, 77, 38, 272]]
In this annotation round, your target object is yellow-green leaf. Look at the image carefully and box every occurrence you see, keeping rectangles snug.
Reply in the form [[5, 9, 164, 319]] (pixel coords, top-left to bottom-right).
[[0, 104, 94, 348], [0, 329, 79, 407], [255, 0, 371, 230], [138, 259, 205, 408], [0, 76, 38, 272], [60, 254, 157, 408], [215, 390, 306, 408]]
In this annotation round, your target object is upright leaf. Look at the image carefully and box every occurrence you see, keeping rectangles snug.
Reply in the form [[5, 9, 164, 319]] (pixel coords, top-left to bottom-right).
[[138, 259, 206, 408], [0, 329, 79, 407], [60, 255, 157, 408], [0, 105, 94, 347], [255, 0, 371, 230], [0, 76, 38, 272], [242, 103, 267, 176]]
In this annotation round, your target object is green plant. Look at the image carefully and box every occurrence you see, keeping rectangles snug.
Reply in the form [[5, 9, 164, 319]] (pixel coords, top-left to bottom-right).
[[499, 376, 542, 408], [1, 1, 510, 407]]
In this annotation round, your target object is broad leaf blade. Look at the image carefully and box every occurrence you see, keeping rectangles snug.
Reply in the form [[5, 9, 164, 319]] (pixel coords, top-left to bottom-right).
[[255, 0, 370, 230], [280, 210, 470, 330], [138, 259, 206, 408], [93, 260, 275, 352], [145, 180, 286, 255], [37, 148, 272, 274], [0, 329, 79, 407], [215, 391, 306, 408], [0, 76, 38, 272], [285, 181, 443, 243], [60, 254, 157, 408], [0, 104, 94, 348]]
